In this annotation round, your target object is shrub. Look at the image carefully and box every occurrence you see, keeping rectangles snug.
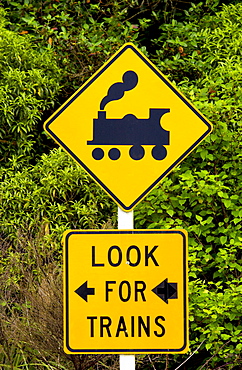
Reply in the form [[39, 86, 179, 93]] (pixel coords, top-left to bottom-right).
[[0, 148, 116, 369], [1, 2, 241, 369], [0, 8, 61, 167], [0, 148, 116, 244], [135, 3, 242, 368]]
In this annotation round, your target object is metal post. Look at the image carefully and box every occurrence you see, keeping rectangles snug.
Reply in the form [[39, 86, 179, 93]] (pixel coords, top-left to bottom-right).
[[118, 207, 134, 229], [120, 353, 135, 369], [118, 206, 135, 370]]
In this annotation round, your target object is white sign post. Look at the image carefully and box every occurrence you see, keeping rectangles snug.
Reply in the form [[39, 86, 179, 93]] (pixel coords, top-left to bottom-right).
[[118, 207, 134, 229], [120, 353, 135, 370], [118, 206, 135, 370]]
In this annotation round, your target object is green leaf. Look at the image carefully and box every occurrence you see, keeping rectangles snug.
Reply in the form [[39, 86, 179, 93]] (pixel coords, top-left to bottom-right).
[[206, 343, 212, 350], [167, 209, 174, 217], [220, 236, 227, 244]]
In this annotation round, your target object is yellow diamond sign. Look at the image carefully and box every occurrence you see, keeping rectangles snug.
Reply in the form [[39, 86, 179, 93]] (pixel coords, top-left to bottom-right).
[[44, 43, 212, 211]]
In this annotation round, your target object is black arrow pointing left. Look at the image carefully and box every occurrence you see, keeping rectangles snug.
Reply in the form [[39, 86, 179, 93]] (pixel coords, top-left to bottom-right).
[[75, 281, 95, 302], [152, 278, 178, 304]]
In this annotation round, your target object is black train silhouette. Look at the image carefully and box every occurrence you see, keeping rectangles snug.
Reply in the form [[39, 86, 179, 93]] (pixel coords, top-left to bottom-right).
[[87, 71, 170, 161]]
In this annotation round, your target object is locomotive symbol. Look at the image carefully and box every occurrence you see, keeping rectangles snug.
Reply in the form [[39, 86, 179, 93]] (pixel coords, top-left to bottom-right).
[[87, 71, 170, 160]]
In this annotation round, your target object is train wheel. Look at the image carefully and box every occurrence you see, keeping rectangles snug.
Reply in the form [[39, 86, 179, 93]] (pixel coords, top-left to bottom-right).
[[108, 148, 120, 160], [129, 145, 145, 160], [92, 148, 104, 160], [152, 145, 167, 160]]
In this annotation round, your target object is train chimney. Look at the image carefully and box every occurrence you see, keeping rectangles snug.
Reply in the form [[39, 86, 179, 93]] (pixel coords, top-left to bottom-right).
[[98, 111, 106, 120]]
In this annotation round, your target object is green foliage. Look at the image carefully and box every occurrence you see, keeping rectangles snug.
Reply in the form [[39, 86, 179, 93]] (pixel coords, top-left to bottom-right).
[[152, 2, 242, 83], [135, 3, 242, 368], [0, 148, 116, 244], [3, 0, 226, 96], [2, 0, 146, 93], [0, 148, 116, 368], [0, 8, 61, 166], [189, 280, 242, 366], [0, 1, 242, 369]]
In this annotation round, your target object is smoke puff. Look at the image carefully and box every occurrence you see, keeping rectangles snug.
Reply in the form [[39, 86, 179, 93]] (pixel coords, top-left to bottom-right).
[[100, 70, 138, 110]]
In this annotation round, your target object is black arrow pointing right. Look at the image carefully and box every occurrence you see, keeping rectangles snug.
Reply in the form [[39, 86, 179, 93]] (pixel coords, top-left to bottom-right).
[[75, 281, 95, 302], [152, 278, 178, 304]]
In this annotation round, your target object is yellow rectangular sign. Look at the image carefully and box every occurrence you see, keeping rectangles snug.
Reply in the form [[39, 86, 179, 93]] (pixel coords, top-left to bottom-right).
[[63, 229, 188, 354]]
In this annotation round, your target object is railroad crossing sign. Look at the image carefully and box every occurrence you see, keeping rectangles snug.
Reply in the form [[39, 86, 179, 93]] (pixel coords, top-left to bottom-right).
[[63, 229, 188, 354], [44, 43, 212, 211]]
